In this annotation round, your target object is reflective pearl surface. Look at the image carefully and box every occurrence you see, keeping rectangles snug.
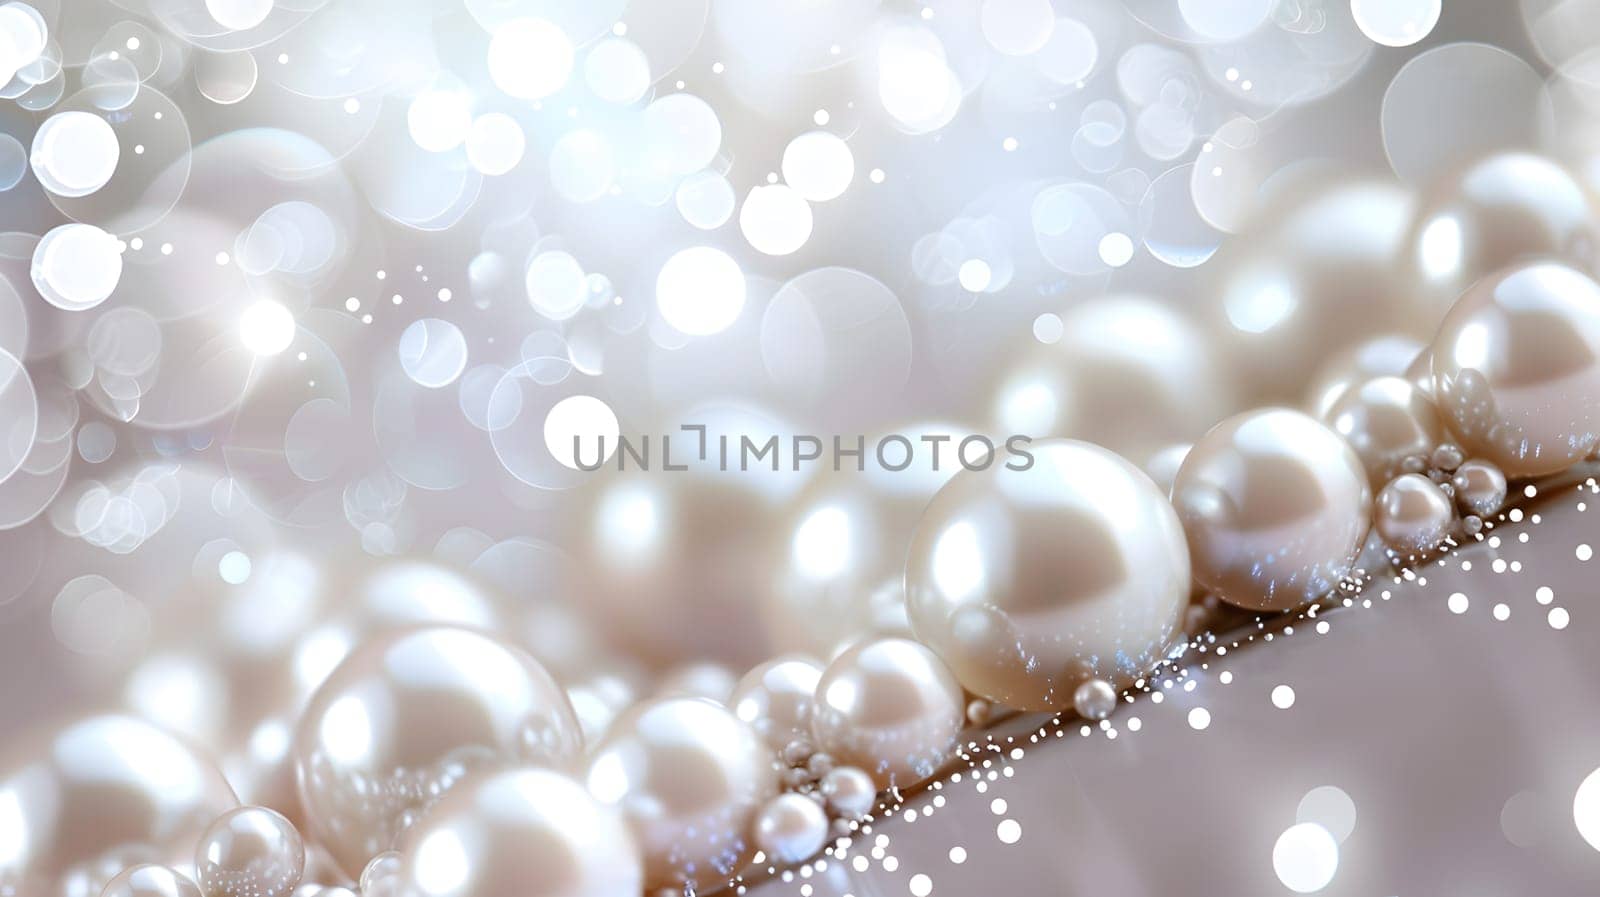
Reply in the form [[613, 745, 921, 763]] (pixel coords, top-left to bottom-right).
[[194, 806, 305, 897], [1171, 408, 1373, 611], [585, 697, 779, 890], [1430, 262, 1600, 477], [398, 767, 641, 897], [1452, 459, 1509, 518], [98, 865, 202, 897], [1072, 679, 1118, 722], [730, 656, 824, 750], [0, 715, 238, 897], [1305, 334, 1428, 417], [752, 794, 830, 866], [1325, 376, 1445, 486], [292, 626, 582, 878], [1374, 474, 1456, 556], [1407, 153, 1598, 314], [809, 638, 965, 789], [905, 439, 1190, 710], [818, 766, 877, 821]]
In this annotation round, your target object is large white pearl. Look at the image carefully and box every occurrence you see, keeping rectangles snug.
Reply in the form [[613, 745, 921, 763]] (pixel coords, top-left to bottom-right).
[[1324, 376, 1444, 486], [1171, 408, 1372, 611], [1430, 261, 1600, 477], [904, 439, 1190, 710], [194, 807, 305, 897], [0, 716, 237, 897], [1406, 152, 1598, 316], [730, 656, 824, 750], [292, 626, 582, 878], [809, 637, 965, 789], [98, 865, 202, 897], [398, 767, 642, 897], [585, 697, 778, 891]]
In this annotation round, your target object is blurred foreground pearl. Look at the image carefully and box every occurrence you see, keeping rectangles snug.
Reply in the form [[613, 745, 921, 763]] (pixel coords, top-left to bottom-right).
[[818, 766, 877, 821], [99, 865, 202, 897], [905, 440, 1190, 710], [1430, 262, 1600, 477], [0, 715, 237, 897], [810, 638, 965, 789], [1072, 679, 1118, 721], [397, 768, 639, 897], [195, 806, 304, 897], [1172, 409, 1372, 611], [586, 698, 778, 890], [1325, 376, 1444, 486], [752, 794, 829, 866], [1452, 459, 1508, 518], [1407, 153, 1598, 313], [731, 656, 824, 749], [293, 626, 582, 877], [1374, 474, 1456, 556]]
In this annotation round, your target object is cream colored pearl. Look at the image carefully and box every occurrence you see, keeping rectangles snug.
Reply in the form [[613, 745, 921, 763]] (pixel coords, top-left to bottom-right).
[[1407, 152, 1598, 315], [292, 626, 582, 878], [818, 766, 877, 821], [751, 794, 830, 865], [1374, 474, 1456, 556], [731, 656, 824, 750], [585, 697, 778, 891], [1430, 262, 1600, 477], [195, 806, 305, 897], [399, 767, 642, 897], [1072, 679, 1118, 721], [1305, 334, 1427, 417], [905, 439, 1190, 710], [809, 637, 965, 789], [1325, 376, 1444, 486], [1171, 408, 1372, 611], [99, 866, 202, 897], [1452, 459, 1508, 518], [0, 715, 237, 897]]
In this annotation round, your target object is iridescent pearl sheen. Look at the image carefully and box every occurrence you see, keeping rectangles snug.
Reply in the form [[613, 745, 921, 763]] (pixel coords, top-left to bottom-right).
[[818, 766, 878, 821], [1072, 679, 1118, 721], [98, 865, 202, 897], [1373, 474, 1456, 556], [905, 439, 1190, 710], [194, 806, 305, 897], [397, 767, 642, 897], [585, 697, 779, 891], [0, 715, 238, 897], [809, 637, 965, 789], [292, 626, 582, 878], [1325, 376, 1444, 486], [1171, 408, 1373, 611], [731, 656, 824, 750], [1452, 459, 1508, 518], [1305, 334, 1428, 418], [751, 793, 830, 865], [1430, 262, 1600, 477]]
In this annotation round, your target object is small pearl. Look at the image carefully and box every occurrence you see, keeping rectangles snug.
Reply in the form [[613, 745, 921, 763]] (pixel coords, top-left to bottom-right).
[[752, 793, 830, 865], [1072, 678, 1118, 721], [194, 806, 306, 897], [819, 766, 878, 821]]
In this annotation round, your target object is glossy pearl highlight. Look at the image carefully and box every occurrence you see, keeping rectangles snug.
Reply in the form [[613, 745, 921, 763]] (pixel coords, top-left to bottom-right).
[[1430, 262, 1600, 477], [809, 637, 965, 789], [398, 767, 642, 897], [1171, 408, 1373, 611], [1325, 376, 1444, 486], [585, 697, 778, 890], [98, 865, 203, 897], [905, 439, 1190, 710], [1373, 474, 1456, 556], [1452, 459, 1508, 518], [730, 656, 824, 750], [194, 806, 306, 897], [751, 793, 830, 865], [292, 626, 582, 878]]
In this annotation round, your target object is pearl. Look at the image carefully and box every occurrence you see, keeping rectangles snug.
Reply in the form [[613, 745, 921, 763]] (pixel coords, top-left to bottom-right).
[[1406, 153, 1598, 315], [357, 852, 401, 897], [730, 656, 824, 750], [809, 637, 965, 789], [0, 715, 237, 897], [1072, 679, 1118, 721], [1304, 334, 1428, 418], [905, 439, 1190, 710], [292, 626, 582, 878], [1374, 474, 1456, 556], [1430, 262, 1600, 476], [991, 296, 1232, 460], [751, 793, 830, 866], [1452, 459, 1508, 518], [585, 697, 778, 890], [1172, 408, 1372, 611], [195, 807, 305, 897], [99, 866, 203, 897], [1324, 376, 1445, 486], [397, 767, 641, 897], [818, 766, 877, 821]]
